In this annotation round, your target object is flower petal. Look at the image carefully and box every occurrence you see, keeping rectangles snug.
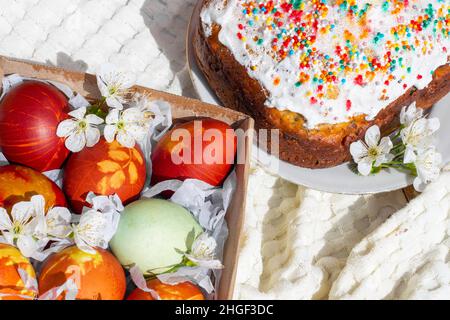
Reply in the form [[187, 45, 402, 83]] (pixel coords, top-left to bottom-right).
[[427, 117, 440, 135], [350, 141, 368, 162], [68, 107, 87, 120], [30, 195, 46, 217], [73, 232, 98, 255], [86, 114, 104, 125], [11, 201, 34, 225], [126, 124, 147, 142], [378, 136, 393, 154], [85, 127, 101, 148], [404, 146, 417, 164], [104, 125, 117, 143], [56, 119, 77, 137], [0, 208, 13, 230], [46, 207, 72, 238], [16, 235, 38, 258], [374, 152, 392, 168], [122, 108, 142, 122], [116, 131, 136, 148], [97, 75, 109, 98], [106, 109, 120, 125], [357, 158, 373, 176], [400, 102, 422, 126], [65, 132, 87, 153], [106, 97, 124, 110], [365, 125, 380, 148]]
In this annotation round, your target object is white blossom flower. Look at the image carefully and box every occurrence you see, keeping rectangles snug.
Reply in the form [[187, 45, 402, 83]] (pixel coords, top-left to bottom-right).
[[412, 147, 442, 192], [0, 201, 40, 258], [104, 107, 150, 148], [72, 209, 117, 254], [34, 196, 72, 241], [57, 107, 104, 152], [350, 125, 394, 176], [85, 192, 124, 214], [185, 233, 223, 269], [400, 102, 423, 127], [401, 111, 440, 163], [97, 64, 134, 110]]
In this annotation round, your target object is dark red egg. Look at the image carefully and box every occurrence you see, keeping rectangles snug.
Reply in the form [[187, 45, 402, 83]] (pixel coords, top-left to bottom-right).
[[0, 81, 71, 172], [151, 119, 237, 187], [63, 138, 147, 214]]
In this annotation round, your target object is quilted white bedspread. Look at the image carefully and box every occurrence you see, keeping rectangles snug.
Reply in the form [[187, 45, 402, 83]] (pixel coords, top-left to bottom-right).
[[0, 0, 448, 300]]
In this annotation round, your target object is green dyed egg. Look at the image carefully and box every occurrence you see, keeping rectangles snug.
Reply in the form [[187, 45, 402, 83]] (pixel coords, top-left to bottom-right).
[[110, 198, 202, 274]]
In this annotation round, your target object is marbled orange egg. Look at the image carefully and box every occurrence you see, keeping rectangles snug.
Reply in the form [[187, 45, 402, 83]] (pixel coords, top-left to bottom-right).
[[38, 246, 126, 300], [0, 244, 37, 300], [127, 279, 204, 300], [63, 138, 146, 213], [0, 165, 67, 212]]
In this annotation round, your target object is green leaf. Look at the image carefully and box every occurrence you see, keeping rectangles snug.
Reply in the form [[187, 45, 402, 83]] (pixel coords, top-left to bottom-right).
[[185, 228, 197, 251], [371, 166, 382, 174], [144, 271, 158, 279], [174, 248, 185, 255]]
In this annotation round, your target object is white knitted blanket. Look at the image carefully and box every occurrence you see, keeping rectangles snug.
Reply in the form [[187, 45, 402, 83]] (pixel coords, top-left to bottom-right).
[[0, 0, 448, 300]]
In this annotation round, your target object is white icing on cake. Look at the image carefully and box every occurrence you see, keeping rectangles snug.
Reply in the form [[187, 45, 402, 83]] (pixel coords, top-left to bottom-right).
[[201, 0, 449, 129]]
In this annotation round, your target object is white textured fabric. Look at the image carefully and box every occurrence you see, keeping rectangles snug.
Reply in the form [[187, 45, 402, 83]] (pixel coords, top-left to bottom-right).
[[330, 170, 450, 300], [0, 0, 448, 300], [234, 166, 450, 300], [0, 0, 196, 97], [234, 165, 406, 299]]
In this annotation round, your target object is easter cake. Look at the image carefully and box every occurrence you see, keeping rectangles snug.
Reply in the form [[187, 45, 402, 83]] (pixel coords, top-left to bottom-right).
[[194, 0, 450, 168]]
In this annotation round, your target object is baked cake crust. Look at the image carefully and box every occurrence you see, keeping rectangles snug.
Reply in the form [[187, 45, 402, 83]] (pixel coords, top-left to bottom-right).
[[194, 0, 450, 168]]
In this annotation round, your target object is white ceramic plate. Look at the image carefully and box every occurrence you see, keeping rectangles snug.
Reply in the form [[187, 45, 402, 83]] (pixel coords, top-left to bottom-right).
[[186, 2, 450, 194]]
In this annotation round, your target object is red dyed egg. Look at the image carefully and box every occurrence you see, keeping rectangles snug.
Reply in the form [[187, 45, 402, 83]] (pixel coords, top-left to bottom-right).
[[127, 279, 204, 300], [151, 119, 237, 187], [38, 246, 126, 300], [63, 138, 146, 213], [0, 81, 70, 172], [0, 165, 67, 212]]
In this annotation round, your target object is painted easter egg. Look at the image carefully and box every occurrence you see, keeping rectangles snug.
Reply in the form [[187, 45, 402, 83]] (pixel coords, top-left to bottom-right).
[[0, 244, 37, 300], [0, 81, 71, 172], [38, 246, 126, 300], [127, 279, 204, 300], [110, 199, 203, 274], [0, 165, 67, 212], [151, 119, 237, 187], [63, 138, 146, 213]]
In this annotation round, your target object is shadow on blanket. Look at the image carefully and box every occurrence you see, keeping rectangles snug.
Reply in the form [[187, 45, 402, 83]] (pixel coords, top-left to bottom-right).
[[140, 0, 197, 98], [46, 52, 88, 73]]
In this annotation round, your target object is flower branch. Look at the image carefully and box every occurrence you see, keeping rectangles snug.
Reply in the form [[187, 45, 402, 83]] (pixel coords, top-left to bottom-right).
[[350, 102, 442, 192]]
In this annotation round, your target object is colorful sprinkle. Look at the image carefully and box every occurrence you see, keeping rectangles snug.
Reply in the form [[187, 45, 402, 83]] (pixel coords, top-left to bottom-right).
[[232, 0, 449, 112]]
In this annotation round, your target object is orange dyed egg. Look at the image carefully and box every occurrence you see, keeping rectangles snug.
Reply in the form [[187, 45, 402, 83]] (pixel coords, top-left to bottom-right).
[[151, 119, 237, 188], [127, 279, 204, 300], [0, 244, 37, 300], [63, 138, 146, 213], [0, 165, 67, 212], [38, 246, 126, 300]]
